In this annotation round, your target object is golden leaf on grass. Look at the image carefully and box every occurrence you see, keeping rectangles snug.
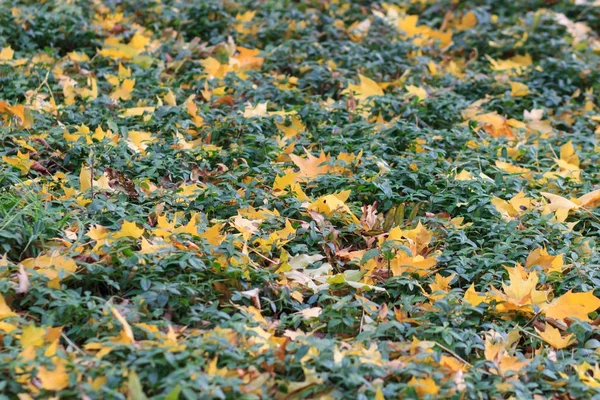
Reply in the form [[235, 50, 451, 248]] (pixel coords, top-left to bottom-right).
[[0, 294, 16, 319], [111, 307, 135, 344], [578, 189, 600, 208], [2, 151, 34, 175], [388, 222, 433, 254], [234, 10, 257, 35], [491, 191, 532, 221], [574, 362, 600, 389], [509, 81, 530, 97], [489, 264, 549, 314], [0, 101, 34, 128], [390, 251, 437, 277], [453, 11, 478, 31], [525, 248, 564, 274], [347, 19, 371, 42], [495, 161, 532, 179], [37, 358, 70, 391], [454, 170, 474, 181], [127, 131, 154, 154], [243, 102, 268, 118], [484, 330, 527, 376], [407, 376, 440, 397], [308, 190, 360, 223], [393, 14, 452, 47], [79, 166, 113, 192], [468, 112, 515, 138], [200, 224, 225, 246], [21, 252, 77, 288], [121, 106, 155, 117], [345, 74, 383, 103], [486, 53, 532, 73], [559, 141, 580, 168], [290, 150, 332, 180], [163, 90, 176, 106], [428, 273, 455, 301], [110, 78, 135, 101], [404, 85, 428, 101], [543, 290, 600, 322], [535, 323, 575, 349], [0, 46, 14, 61], [464, 284, 486, 306], [296, 307, 322, 319], [113, 221, 145, 239], [540, 192, 579, 212], [20, 324, 47, 348]]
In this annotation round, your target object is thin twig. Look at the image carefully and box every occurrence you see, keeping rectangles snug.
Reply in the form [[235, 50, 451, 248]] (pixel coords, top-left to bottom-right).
[[523, 311, 541, 328], [61, 332, 86, 356], [516, 326, 544, 341], [248, 247, 276, 264], [359, 307, 365, 333], [433, 342, 473, 369]]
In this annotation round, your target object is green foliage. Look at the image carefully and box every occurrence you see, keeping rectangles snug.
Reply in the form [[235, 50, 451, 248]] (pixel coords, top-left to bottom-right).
[[1, 0, 600, 398]]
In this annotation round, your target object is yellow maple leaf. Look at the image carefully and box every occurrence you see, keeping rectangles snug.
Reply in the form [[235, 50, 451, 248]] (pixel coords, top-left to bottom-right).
[[388, 222, 433, 254], [454, 11, 478, 30], [574, 362, 600, 389], [235, 47, 264, 70], [509, 81, 530, 97], [273, 170, 299, 194], [407, 376, 439, 396], [120, 106, 155, 117], [535, 323, 575, 349], [464, 283, 486, 306], [559, 141, 580, 168], [484, 331, 528, 376], [111, 306, 134, 344], [428, 273, 455, 300], [525, 248, 564, 274], [37, 358, 70, 391], [486, 53, 532, 73], [404, 85, 428, 101], [495, 161, 532, 179], [200, 57, 234, 79], [127, 130, 154, 154], [489, 264, 549, 314], [491, 191, 532, 221], [345, 74, 384, 103], [289, 150, 332, 180], [110, 78, 135, 101], [21, 252, 77, 287], [2, 151, 34, 175], [113, 221, 145, 239], [0, 46, 14, 60], [243, 102, 268, 118], [467, 112, 515, 138], [308, 190, 360, 223], [0, 293, 16, 319], [390, 251, 437, 277], [540, 191, 579, 213], [20, 324, 47, 348], [543, 290, 600, 322], [200, 223, 225, 246], [347, 19, 371, 42], [579, 189, 600, 208], [454, 170, 474, 181], [164, 90, 177, 106]]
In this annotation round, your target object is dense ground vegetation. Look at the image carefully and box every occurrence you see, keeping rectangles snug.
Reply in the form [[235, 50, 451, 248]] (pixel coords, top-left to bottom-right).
[[1, 0, 600, 398]]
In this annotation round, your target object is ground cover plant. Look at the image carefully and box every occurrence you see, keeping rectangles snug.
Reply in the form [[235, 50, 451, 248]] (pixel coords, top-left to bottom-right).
[[1, 0, 600, 398]]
